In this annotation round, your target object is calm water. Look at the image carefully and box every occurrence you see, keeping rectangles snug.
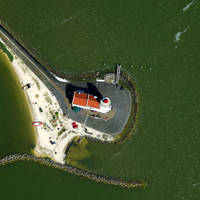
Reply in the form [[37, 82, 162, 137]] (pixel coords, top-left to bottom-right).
[[0, 52, 35, 158], [0, 0, 200, 200]]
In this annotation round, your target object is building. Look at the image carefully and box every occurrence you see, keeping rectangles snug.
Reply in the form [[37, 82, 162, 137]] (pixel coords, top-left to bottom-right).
[[72, 91, 112, 113]]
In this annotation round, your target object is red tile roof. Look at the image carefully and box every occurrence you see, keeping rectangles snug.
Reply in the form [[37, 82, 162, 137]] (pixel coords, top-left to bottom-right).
[[87, 95, 100, 109], [72, 91, 100, 109], [73, 92, 87, 107]]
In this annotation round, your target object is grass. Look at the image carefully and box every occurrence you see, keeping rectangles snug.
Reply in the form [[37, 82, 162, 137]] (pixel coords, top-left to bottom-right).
[[57, 127, 66, 137], [112, 72, 139, 143], [43, 92, 52, 104], [0, 41, 13, 62], [0, 1, 199, 197], [49, 110, 60, 127]]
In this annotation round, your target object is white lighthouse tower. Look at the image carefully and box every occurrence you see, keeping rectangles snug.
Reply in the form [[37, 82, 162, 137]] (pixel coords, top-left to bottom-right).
[[100, 97, 112, 113]]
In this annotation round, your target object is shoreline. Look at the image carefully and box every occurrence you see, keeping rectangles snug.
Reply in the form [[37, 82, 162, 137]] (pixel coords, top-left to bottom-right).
[[0, 24, 138, 138], [0, 37, 115, 164], [0, 49, 37, 148], [0, 25, 141, 188]]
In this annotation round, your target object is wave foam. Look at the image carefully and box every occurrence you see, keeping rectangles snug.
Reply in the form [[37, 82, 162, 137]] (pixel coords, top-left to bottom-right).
[[182, 0, 195, 11]]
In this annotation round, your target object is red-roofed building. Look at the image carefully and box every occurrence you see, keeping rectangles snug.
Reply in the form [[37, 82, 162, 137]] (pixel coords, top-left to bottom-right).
[[73, 92, 87, 107], [87, 95, 100, 109], [72, 91, 111, 113]]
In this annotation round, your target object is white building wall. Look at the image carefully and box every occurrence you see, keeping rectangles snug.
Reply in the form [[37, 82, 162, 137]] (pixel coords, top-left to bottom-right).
[[72, 103, 111, 113]]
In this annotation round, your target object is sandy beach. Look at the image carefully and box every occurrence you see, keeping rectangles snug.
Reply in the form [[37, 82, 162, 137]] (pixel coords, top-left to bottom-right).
[[0, 38, 114, 164]]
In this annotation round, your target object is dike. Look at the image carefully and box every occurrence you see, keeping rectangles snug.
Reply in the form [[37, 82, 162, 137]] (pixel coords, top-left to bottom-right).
[[0, 24, 143, 189]]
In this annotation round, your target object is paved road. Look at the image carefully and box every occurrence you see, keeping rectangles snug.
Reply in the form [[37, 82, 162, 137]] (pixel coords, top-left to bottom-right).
[[0, 25, 69, 115], [0, 25, 132, 135], [64, 82, 132, 135]]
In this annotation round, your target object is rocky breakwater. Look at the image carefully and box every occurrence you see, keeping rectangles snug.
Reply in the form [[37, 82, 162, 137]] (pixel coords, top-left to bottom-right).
[[0, 154, 147, 189]]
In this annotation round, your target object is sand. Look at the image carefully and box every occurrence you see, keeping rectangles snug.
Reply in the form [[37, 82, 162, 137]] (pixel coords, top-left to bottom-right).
[[0, 38, 114, 164]]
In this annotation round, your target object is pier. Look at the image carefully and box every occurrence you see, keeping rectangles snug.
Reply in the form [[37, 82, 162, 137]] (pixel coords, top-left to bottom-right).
[[115, 64, 121, 84]]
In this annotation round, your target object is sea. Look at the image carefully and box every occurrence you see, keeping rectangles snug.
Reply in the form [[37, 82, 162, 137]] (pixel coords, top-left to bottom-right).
[[0, 0, 199, 199]]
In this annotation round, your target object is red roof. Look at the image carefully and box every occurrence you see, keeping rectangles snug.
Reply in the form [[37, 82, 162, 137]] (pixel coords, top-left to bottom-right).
[[72, 91, 100, 109], [88, 95, 100, 109], [73, 92, 87, 107], [103, 99, 109, 103], [72, 122, 78, 128]]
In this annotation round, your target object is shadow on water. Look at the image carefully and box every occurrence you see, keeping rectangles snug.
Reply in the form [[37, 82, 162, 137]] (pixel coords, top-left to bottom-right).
[[65, 82, 103, 104]]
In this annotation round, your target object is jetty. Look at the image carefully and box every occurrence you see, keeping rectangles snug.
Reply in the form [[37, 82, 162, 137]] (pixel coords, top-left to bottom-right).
[[115, 64, 121, 84]]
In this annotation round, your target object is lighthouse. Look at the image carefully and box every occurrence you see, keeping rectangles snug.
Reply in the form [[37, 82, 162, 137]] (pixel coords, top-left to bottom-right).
[[100, 97, 112, 113], [72, 91, 112, 113]]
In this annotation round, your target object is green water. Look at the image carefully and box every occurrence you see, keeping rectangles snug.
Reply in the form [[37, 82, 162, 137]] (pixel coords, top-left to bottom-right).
[[0, 52, 35, 157], [0, 161, 144, 200], [0, 0, 200, 199]]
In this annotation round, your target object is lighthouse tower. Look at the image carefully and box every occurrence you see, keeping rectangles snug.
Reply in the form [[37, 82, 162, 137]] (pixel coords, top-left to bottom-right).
[[100, 97, 112, 113]]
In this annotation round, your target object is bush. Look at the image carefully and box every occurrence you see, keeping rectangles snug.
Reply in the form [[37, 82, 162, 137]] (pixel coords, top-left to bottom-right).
[[0, 41, 13, 62]]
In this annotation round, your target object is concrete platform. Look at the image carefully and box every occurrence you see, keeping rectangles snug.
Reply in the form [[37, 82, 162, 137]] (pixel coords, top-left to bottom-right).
[[63, 82, 132, 135]]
